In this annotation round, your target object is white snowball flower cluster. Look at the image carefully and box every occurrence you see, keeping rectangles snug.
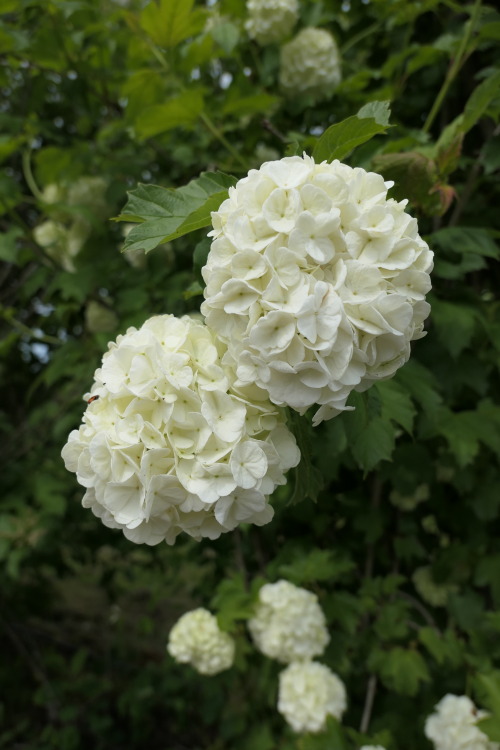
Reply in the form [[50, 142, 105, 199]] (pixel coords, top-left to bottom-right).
[[360, 746, 387, 750], [167, 608, 235, 675], [425, 694, 499, 750], [201, 154, 433, 425], [248, 580, 329, 663], [62, 314, 300, 545], [33, 177, 108, 272], [279, 28, 341, 100], [278, 661, 347, 733], [245, 0, 299, 45]]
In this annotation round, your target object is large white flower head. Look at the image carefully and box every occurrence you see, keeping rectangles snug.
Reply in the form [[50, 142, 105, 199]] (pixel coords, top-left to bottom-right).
[[62, 314, 300, 545], [201, 154, 433, 425], [425, 694, 499, 750], [279, 28, 341, 100], [248, 579, 329, 663], [245, 0, 299, 45], [278, 661, 347, 733], [167, 608, 235, 675]]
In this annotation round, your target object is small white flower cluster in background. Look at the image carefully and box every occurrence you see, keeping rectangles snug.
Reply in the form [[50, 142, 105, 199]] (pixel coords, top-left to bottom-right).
[[245, 0, 299, 45], [248, 579, 329, 662], [425, 694, 499, 750], [202, 154, 433, 425], [360, 746, 387, 750], [167, 608, 235, 675], [278, 661, 347, 733], [62, 314, 300, 546], [248, 580, 346, 733], [279, 28, 342, 100], [33, 177, 108, 272]]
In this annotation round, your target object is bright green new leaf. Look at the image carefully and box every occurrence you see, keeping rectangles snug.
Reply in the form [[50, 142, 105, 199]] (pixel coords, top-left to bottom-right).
[[210, 20, 240, 54], [312, 102, 391, 162], [278, 549, 354, 585], [135, 90, 204, 140], [118, 171, 237, 253], [140, 0, 206, 48]]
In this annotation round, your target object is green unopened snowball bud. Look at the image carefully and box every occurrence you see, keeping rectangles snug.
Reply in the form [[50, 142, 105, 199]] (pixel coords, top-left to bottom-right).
[[413, 566, 457, 607]]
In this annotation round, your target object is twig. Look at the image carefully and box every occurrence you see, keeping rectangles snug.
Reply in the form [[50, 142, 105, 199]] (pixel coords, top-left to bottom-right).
[[360, 674, 378, 734]]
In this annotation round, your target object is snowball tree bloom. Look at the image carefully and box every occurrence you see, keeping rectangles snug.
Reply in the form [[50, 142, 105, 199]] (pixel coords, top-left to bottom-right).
[[278, 661, 347, 733], [279, 28, 341, 100], [425, 694, 499, 750], [245, 0, 299, 45], [202, 154, 433, 425], [248, 579, 329, 663], [167, 608, 235, 676], [62, 314, 300, 545], [360, 746, 387, 750]]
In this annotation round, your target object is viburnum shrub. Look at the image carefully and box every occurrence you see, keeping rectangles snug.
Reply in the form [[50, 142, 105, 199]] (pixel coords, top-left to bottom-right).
[[4, 2, 500, 748]]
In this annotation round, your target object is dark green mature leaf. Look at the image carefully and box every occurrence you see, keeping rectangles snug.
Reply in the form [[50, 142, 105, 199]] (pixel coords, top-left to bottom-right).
[[430, 226, 500, 259], [0, 227, 23, 264], [302, 717, 347, 750], [135, 90, 204, 140], [118, 171, 237, 253], [432, 299, 477, 358], [352, 417, 395, 472], [463, 69, 500, 132], [140, 0, 206, 48], [370, 646, 430, 695], [278, 549, 354, 585], [313, 102, 391, 162], [376, 380, 416, 434], [288, 411, 324, 504]]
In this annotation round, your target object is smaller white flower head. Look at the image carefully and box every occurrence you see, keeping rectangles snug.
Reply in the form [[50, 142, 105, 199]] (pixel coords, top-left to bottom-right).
[[167, 608, 235, 676], [360, 746, 387, 750], [425, 694, 499, 750], [278, 661, 347, 733], [279, 28, 341, 100], [245, 0, 299, 45], [248, 579, 329, 663]]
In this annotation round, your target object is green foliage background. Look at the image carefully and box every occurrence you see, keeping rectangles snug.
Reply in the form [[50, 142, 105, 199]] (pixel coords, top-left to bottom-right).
[[1, 0, 500, 748]]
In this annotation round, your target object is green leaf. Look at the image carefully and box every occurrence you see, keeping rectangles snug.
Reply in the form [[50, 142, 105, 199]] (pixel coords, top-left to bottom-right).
[[302, 717, 347, 750], [118, 171, 237, 253], [0, 227, 23, 264], [134, 90, 204, 140], [462, 70, 500, 132], [430, 227, 500, 259], [369, 646, 430, 695], [477, 716, 500, 743], [357, 99, 392, 126], [431, 299, 477, 358], [288, 412, 324, 504], [222, 93, 279, 118], [211, 573, 256, 630], [351, 417, 395, 472], [210, 20, 240, 54], [376, 380, 416, 434], [140, 0, 206, 48], [312, 103, 391, 162], [278, 549, 354, 585], [476, 673, 500, 721]]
